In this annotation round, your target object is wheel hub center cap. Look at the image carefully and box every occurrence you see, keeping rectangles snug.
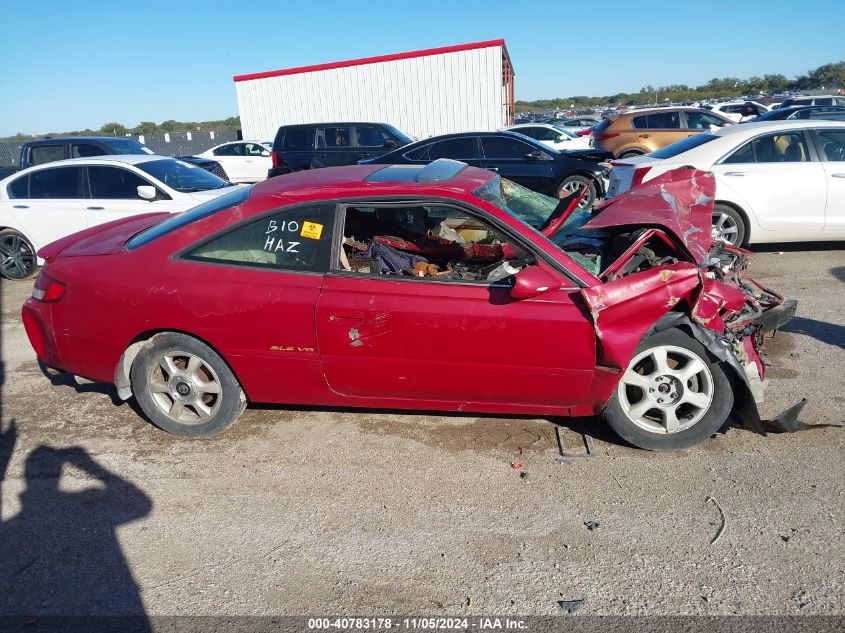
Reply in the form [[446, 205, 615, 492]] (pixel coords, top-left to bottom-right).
[[649, 375, 682, 406], [170, 377, 194, 401]]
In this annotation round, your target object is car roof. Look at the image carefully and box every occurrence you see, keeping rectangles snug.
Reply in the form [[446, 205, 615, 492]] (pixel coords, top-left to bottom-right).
[[249, 161, 494, 199], [714, 118, 845, 137], [620, 106, 720, 116], [25, 136, 140, 144], [16, 155, 170, 172], [279, 122, 391, 128]]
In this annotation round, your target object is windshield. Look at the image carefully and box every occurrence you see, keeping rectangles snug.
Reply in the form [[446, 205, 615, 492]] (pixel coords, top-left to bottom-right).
[[102, 138, 155, 155], [137, 158, 230, 192], [474, 176, 599, 273], [382, 124, 416, 145], [649, 134, 718, 159], [126, 186, 251, 250]]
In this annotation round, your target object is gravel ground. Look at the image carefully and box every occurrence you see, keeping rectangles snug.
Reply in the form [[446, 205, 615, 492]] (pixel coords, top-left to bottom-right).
[[0, 245, 843, 618]]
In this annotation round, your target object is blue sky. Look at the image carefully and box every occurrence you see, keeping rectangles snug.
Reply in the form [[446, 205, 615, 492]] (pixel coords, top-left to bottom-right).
[[1, 0, 843, 136]]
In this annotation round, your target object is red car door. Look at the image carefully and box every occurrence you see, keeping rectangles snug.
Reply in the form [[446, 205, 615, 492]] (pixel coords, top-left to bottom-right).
[[315, 259, 596, 409]]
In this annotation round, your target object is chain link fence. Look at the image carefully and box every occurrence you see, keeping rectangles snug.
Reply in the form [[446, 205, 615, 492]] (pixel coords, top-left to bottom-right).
[[0, 130, 241, 168]]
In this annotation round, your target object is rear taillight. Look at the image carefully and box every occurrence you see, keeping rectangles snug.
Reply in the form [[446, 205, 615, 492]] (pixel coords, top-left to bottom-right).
[[272, 151, 279, 167], [631, 166, 653, 188], [576, 129, 592, 136], [32, 271, 66, 302], [595, 132, 620, 141]]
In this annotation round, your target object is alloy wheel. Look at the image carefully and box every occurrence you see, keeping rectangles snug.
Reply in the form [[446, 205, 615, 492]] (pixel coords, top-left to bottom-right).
[[0, 233, 36, 280], [711, 211, 740, 244], [560, 180, 592, 209], [617, 344, 714, 434], [147, 351, 223, 424]]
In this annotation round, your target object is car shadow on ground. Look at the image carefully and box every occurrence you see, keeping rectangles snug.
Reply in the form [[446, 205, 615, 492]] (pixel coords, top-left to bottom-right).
[[831, 266, 845, 284], [781, 315, 845, 349], [749, 241, 845, 253], [0, 421, 153, 630]]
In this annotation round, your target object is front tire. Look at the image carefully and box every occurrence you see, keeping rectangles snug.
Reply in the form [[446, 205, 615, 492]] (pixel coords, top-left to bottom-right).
[[130, 333, 245, 437], [603, 328, 733, 451], [557, 175, 596, 209], [0, 229, 38, 280], [712, 203, 746, 246]]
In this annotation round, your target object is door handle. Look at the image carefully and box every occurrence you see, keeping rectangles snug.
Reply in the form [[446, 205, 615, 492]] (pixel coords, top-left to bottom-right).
[[637, 134, 651, 138], [724, 172, 745, 177], [12, 204, 29, 209], [86, 206, 105, 210], [832, 173, 845, 178], [329, 313, 363, 322]]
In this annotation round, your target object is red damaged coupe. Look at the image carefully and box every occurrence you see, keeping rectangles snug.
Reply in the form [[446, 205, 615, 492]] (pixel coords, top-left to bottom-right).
[[22, 160, 802, 450]]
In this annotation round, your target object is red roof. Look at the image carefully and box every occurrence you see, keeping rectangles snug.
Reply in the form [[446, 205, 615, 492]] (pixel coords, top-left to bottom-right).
[[233, 39, 508, 83]]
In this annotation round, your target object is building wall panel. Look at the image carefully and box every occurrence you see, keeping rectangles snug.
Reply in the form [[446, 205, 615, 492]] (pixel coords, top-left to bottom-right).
[[235, 44, 508, 140]]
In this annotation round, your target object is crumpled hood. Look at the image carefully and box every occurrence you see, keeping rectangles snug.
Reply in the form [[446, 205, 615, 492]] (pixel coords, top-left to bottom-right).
[[582, 169, 715, 263]]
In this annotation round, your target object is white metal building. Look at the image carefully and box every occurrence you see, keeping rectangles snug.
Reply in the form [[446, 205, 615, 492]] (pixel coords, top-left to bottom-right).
[[233, 39, 515, 140]]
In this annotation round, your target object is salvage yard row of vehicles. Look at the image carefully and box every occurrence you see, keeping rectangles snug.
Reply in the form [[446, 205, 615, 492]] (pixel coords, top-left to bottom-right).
[[4, 110, 836, 450]]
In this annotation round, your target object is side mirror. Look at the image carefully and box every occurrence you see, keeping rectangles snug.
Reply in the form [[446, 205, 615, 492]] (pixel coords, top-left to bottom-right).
[[510, 265, 561, 299], [383, 139, 398, 149], [137, 185, 157, 201], [525, 150, 543, 160], [260, 149, 271, 157]]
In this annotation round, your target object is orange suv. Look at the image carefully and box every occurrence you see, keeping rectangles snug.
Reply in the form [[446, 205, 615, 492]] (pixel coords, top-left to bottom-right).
[[593, 107, 734, 158]]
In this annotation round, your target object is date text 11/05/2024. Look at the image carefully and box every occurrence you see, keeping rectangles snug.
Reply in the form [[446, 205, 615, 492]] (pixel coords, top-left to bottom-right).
[[307, 618, 528, 630]]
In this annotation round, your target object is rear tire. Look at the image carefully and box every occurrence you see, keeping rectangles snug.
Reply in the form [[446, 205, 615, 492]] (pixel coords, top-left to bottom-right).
[[556, 175, 596, 209], [618, 149, 645, 158], [0, 229, 38, 280], [712, 203, 747, 246], [603, 328, 733, 451], [130, 333, 245, 437]]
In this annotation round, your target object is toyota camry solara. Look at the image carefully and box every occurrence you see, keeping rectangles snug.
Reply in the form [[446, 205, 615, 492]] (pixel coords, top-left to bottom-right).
[[22, 159, 800, 450]]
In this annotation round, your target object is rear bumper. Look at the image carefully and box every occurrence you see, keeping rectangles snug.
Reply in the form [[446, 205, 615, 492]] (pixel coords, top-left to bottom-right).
[[22, 298, 66, 371], [268, 166, 291, 179], [757, 299, 798, 334]]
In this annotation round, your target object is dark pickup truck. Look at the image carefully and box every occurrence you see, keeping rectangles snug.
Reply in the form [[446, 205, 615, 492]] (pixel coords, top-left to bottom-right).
[[0, 137, 227, 180]]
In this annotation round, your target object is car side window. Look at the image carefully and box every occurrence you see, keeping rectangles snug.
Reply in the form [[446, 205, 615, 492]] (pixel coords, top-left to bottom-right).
[[404, 144, 430, 161], [754, 132, 810, 163], [815, 130, 845, 161], [355, 126, 390, 147], [533, 128, 559, 141], [684, 111, 729, 130], [86, 166, 156, 199], [631, 115, 649, 130], [186, 204, 335, 272], [29, 145, 64, 166], [7, 174, 30, 199], [316, 127, 351, 148], [213, 144, 235, 156], [28, 166, 81, 198], [516, 128, 539, 139], [282, 127, 310, 150], [723, 142, 754, 164], [71, 144, 108, 158], [244, 143, 265, 156], [336, 203, 529, 283], [428, 138, 480, 160], [481, 136, 535, 159], [646, 111, 681, 129]]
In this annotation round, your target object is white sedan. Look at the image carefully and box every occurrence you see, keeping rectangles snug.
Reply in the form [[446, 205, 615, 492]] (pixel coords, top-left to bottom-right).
[[0, 155, 243, 279], [503, 124, 592, 151], [705, 101, 770, 122], [604, 120, 845, 245], [196, 140, 273, 183]]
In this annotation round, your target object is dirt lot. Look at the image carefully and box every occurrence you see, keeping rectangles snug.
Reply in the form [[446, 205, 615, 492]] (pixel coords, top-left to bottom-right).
[[0, 245, 843, 618]]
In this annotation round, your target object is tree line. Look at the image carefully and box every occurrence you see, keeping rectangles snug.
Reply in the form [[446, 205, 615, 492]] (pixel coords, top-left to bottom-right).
[[2, 117, 242, 142], [516, 61, 845, 111]]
